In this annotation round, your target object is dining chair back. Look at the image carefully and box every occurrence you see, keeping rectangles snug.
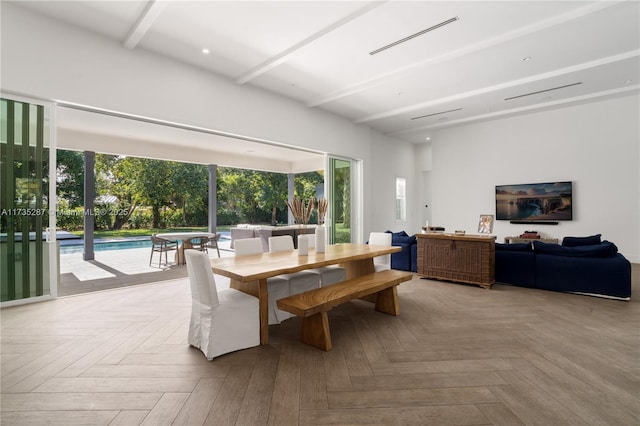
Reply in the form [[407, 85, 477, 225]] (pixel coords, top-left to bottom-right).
[[185, 250, 259, 360], [234, 237, 263, 256], [205, 233, 222, 258], [186, 237, 207, 252], [299, 235, 346, 286], [268, 235, 295, 252], [268, 235, 321, 296], [369, 232, 392, 272], [149, 235, 178, 267]]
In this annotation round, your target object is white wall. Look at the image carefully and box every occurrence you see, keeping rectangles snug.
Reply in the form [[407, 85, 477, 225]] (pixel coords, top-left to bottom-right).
[[415, 143, 433, 229], [369, 131, 417, 235], [429, 95, 640, 262]]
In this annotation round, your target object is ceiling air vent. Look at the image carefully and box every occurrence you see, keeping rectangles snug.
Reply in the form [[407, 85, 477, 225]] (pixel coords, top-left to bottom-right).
[[411, 108, 462, 120], [370, 16, 459, 55], [505, 82, 582, 101]]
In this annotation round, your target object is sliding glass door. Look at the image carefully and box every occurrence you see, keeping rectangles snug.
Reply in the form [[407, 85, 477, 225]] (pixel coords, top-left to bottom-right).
[[327, 156, 361, 244], [1, 96, 56, 304]]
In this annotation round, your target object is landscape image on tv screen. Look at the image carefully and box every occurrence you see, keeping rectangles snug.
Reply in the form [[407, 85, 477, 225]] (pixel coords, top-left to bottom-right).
[[495, 181, 572, 221]]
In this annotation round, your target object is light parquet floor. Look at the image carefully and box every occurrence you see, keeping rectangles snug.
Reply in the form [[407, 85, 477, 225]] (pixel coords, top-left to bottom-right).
[[2, 265, 639, 425]]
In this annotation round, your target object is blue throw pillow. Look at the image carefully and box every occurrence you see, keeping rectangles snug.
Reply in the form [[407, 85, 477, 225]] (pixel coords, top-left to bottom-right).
[[387, 230, 415, 244], [495, 242, 532, 251], [562, 234, 602, 247]]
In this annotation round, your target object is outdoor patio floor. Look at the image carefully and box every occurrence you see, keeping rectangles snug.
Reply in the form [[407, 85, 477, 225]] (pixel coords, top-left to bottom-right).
[[59, 238, 234, 297]]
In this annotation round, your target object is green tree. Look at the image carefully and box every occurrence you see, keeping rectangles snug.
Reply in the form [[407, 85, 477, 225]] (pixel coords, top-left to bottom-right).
[[56, 149, 84, 208], [255, 172, 288, 225], [170, 162, 208, 225], [96, 154, 138, 230]]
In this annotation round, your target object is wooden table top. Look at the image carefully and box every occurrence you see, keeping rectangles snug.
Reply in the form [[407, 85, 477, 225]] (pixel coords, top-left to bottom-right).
[[211, 243, 400, 282]]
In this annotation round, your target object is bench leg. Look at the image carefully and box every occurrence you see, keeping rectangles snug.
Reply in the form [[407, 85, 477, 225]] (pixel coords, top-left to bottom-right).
[[375, 286, 400, 316], [300, 312, 332, 351]]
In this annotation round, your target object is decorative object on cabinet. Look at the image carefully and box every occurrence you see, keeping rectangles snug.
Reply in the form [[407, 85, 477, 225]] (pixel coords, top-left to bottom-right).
[[477, 214, 494, 234]]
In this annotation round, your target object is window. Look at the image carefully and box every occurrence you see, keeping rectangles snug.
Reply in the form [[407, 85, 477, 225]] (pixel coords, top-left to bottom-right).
[[395, 177, 406, 221]]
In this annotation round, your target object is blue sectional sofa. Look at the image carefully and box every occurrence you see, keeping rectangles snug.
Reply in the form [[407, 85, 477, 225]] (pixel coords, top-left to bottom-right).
[[495, 234, 631, 300], [385, 230, 418, 272]]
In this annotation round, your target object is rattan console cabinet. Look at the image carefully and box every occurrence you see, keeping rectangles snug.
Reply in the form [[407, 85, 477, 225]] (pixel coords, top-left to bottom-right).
[[416, 233, 496, 289]]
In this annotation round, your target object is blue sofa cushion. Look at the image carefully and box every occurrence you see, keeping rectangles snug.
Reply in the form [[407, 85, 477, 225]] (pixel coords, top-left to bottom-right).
[[386, 230, 416, 245], [495, 242, 532, 251], [562, 234, 601, 247], [533, 241, 618, 258]]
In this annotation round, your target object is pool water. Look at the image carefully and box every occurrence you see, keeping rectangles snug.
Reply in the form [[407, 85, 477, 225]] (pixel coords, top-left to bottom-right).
[[59, 239, 152, 255]]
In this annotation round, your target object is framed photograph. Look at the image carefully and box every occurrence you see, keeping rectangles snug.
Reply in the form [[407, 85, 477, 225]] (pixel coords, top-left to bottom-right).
[[478, 214, 494, 234]]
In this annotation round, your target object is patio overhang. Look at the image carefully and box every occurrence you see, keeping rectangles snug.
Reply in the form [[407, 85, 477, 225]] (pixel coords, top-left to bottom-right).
[[56, 105, 326, 174]]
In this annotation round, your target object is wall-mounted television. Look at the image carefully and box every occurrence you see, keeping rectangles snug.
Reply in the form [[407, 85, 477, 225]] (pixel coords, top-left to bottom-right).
[[495, 181, 573, 222]]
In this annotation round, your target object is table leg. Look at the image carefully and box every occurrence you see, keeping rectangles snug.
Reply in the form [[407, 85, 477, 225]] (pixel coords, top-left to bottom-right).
[[258, 279, 269, 345], [340, 258, 375, 279]]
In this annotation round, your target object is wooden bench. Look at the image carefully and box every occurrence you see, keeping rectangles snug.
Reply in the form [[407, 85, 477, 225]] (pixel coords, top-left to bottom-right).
[[276, 269, 413, 351]]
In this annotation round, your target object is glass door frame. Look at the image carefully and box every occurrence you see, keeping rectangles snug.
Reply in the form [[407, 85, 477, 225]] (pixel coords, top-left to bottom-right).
[[1, 93, 57, 307], [325, 155, 362, 244]]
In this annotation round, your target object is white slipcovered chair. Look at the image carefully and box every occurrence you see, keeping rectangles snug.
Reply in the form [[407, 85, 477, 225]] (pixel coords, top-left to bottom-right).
[[368, 232, 392, 272], [299, 234, 347, 286], [185, 250, 259, 360], [268, 235, 321, 295], [234, 238, 292, 325]]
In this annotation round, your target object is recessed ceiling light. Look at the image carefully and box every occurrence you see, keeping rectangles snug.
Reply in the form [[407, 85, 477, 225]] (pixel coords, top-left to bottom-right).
[[425, 137, 431, 141], [522, 56, 532, 61], [201, 48, 210, 55]]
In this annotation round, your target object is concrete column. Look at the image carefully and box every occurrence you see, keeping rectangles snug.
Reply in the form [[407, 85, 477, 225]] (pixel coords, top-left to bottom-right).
[[287, 173, 295, 225], [83, 151, 95, 261], [208, 164, 217, 233]]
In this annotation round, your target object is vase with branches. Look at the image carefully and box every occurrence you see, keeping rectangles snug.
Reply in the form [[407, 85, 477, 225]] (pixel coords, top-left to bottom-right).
[[316, 196, 328, 225], [286, 196, 314, 226]]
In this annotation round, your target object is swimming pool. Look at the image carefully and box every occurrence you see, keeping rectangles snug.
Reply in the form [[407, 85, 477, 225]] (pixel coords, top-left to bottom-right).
[[59, 239, 152, 255], [58, 233, 230, 255]]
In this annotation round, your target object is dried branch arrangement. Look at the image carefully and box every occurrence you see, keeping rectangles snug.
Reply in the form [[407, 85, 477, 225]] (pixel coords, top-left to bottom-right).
[[316, 197, 328, 225], [287, 196, 314, 226]]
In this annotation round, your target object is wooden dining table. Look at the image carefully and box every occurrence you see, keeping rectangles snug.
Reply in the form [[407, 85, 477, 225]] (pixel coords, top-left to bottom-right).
[[210, 243, 401, 345]]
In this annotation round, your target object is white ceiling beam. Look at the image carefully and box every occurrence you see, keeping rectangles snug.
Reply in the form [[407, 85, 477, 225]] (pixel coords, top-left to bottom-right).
[[389, 85, 640, 136], [123, 0, 167, 49], [307, 0, 626, 108], [236, 1, 386, 85], [354, 50, 640, 124]]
